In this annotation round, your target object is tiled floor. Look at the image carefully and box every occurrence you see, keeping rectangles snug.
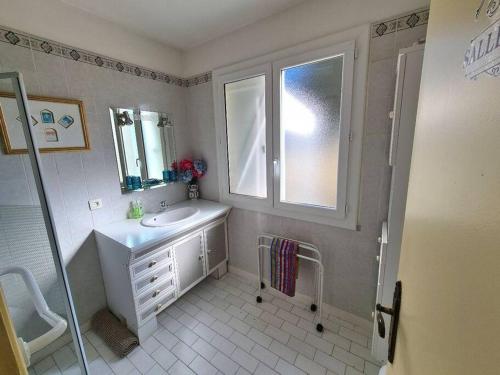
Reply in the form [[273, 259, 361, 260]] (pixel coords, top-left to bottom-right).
[[29, 272, 382, 375]]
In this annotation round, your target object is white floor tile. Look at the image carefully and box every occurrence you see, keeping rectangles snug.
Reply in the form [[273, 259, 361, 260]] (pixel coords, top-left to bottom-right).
[[269, 340, 298, 364], [168, 360, 196, 375], [210, 352, 239, 375], [193, 322, 217, 342], [261, 311, 284, 328], [332, 346, 364, 371], [211, 334, 237, 356], [151, 345, 177, 371], [231, 348, 258, 372], [281, 321, 307, 341], [250, 344, 279, 368], [211, 320, 235, 338], [228, 331, 255, 352], [141, 336, 162, 355], [154, 328, 180, 350], [196, 310, 217, 326], [174, 326, 199, 346], [339, 327, 368, 347], [322, 331, 351, 350], [265, 325, 290, 344], [275, 359, 307, 375], [305, 333, 334, 354], [171, 341, 197, 365], [53, 345, 77, 371], [146, 363, 168, 375], [287, 336, 316, 360], [314, 350, 346, 375], [227, 317, 251, 335], [128, 347, 156, 374], [248, 328, 273, 348], [254, 362, 279, 375], [189, 356, 218, 375], [242, 302, 263, 317], [227, 305, 248, 320], [192, 337, 218, 361], [295, 354, 327, 375]]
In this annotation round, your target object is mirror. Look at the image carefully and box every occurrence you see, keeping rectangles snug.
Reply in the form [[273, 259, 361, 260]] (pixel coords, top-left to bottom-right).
[[109, 107, 176, 192]]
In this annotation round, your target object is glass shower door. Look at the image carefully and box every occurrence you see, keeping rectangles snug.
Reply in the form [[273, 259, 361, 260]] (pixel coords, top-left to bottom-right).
[[0, 72, 88, 374]]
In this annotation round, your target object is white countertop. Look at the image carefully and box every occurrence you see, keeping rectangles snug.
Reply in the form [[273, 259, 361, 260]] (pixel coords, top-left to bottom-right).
[[94, 199, 231, 252]]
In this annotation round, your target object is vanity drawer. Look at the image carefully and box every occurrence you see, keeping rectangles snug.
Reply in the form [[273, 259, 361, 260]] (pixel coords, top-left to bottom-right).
[[131, 248, 172, 279], [133, 263, 174, 295], [139, 290, 176, 323], [136, 276, 175, 308]]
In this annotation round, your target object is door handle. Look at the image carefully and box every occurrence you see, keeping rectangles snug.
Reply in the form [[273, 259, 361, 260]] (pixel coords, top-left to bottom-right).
[[375, 281, 402, 364]]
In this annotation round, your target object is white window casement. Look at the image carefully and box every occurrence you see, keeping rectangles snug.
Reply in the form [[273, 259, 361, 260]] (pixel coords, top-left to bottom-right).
[[213, 29, 368, 230]]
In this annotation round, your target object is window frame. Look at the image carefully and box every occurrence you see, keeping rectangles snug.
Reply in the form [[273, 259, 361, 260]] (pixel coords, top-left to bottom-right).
[[213, 28, 368, 230], [213, 63, 274, 211], [272, 42, 355, 220]]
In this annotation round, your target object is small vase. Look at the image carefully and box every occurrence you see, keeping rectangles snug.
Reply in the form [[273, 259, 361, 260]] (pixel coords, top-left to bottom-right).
[[188, 184, 199, 200]]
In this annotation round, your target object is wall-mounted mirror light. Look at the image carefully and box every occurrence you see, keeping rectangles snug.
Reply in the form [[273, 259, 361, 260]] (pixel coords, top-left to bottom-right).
[[109, 107, 176, 193]]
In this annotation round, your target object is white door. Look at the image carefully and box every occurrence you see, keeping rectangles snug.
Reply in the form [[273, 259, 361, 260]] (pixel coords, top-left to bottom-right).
[[372, 44, 425, 362]]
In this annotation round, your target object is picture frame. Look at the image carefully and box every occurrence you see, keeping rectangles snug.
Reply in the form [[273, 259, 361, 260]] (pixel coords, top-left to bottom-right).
[[0, 92, 90, 154]]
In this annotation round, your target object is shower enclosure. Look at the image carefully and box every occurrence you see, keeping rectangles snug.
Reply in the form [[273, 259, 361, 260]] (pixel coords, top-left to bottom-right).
[[0, 72, 88, 374]]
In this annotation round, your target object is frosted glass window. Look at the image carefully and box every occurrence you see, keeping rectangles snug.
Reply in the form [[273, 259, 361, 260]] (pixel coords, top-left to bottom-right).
[[224, 75, 267, 198], [119, 108, 141, 177], [141, 111, 165, 180], [280, 55, 343, 208]]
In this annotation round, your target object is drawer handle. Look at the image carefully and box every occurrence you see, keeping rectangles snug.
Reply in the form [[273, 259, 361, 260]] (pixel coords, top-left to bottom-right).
[[155, 303, 163, 312], [148, 260, 157, 268], [150, 275, 158, 283], [168, 264, 172, 272], [153, 289, 161, 298]]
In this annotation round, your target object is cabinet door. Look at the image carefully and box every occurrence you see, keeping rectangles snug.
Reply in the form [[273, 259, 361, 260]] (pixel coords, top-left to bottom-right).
[[174, 232, 205, 294], [205, 220, 227, 272]]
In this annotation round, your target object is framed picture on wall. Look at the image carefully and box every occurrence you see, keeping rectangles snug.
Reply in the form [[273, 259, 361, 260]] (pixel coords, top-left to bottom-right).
[[0, 92, 90, 154]]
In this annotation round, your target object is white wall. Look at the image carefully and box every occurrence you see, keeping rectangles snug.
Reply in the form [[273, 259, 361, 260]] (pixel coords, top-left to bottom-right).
[[183, 0, 429, 75], [0, 0, 184, 76]]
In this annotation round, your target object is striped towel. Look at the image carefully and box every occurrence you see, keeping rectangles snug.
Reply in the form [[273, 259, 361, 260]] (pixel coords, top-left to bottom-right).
[[270, 237, 298, 297]]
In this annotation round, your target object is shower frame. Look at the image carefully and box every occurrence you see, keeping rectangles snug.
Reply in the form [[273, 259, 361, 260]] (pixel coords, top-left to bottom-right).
[[0, 72, 89, 374]]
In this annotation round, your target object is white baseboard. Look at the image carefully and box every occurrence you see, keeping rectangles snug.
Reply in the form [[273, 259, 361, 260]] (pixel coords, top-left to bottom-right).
[[228, 265, 372, 331]]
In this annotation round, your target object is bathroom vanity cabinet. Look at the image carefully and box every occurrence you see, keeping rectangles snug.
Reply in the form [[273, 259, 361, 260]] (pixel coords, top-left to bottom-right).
[[94, 200, 231, 341]]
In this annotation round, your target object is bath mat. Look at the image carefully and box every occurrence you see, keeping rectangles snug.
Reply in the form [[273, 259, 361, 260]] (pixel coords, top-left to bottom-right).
[[91, 309, 138, 358]]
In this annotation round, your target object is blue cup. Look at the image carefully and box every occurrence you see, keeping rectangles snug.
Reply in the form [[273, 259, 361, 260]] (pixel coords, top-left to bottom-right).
[[169, 170, 177, 182], [162, 170, 169, 182], [131, 176, 142, 190], [125, 176, 133, 190]]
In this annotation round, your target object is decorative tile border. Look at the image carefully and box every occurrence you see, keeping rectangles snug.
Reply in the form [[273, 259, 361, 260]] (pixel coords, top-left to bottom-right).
[[371, 8, 429, 38], [0, 26, 211, 87]]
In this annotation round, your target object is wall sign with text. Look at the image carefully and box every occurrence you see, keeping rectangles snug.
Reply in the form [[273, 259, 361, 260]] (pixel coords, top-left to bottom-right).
[[464, 1, 500, 79]]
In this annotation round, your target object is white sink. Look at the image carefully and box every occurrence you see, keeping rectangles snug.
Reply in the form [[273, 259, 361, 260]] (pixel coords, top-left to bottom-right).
[[141, 207, 199, 227]]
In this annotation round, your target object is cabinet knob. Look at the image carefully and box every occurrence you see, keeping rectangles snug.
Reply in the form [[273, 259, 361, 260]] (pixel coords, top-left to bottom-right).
[[148, 260, 157, 268], [376, 255, 380, 262], [155, 303, 163, 312], [150, 275, 158, 283], [198, 254, 204, 260], [153, 289, 160, 297]]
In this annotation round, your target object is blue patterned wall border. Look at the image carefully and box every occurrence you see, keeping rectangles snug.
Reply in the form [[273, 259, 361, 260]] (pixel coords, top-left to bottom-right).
[[371, 8, 429, 38], [0, 26, 211, 87]]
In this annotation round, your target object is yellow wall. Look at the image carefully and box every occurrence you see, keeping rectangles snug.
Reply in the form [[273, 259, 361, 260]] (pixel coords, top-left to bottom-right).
[[388, 1, 500, 374]]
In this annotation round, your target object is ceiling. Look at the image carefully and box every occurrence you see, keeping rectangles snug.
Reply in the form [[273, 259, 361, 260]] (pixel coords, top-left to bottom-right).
[[61, 0, 309, 50]]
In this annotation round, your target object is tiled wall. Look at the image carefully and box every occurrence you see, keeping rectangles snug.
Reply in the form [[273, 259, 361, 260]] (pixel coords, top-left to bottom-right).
[[186, 9, 428, 319], [0, 37, 194, 326]]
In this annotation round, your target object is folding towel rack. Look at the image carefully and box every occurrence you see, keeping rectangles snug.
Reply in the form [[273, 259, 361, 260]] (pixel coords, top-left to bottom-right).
[[256, 234, 325, 332]]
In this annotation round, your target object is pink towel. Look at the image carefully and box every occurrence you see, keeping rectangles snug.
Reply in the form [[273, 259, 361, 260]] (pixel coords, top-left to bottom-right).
[[270, 238, 298, 297]]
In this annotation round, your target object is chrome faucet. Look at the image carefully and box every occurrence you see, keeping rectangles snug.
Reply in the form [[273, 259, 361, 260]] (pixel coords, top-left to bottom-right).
[[159, 200, 169, 211]]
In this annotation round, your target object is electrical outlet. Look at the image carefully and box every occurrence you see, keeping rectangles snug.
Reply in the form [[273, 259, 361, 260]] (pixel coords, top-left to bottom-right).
[[88, 198, 103, 211]]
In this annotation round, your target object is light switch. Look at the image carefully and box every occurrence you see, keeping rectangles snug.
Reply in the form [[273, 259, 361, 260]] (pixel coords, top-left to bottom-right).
[[88, 198, 103, 211]]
